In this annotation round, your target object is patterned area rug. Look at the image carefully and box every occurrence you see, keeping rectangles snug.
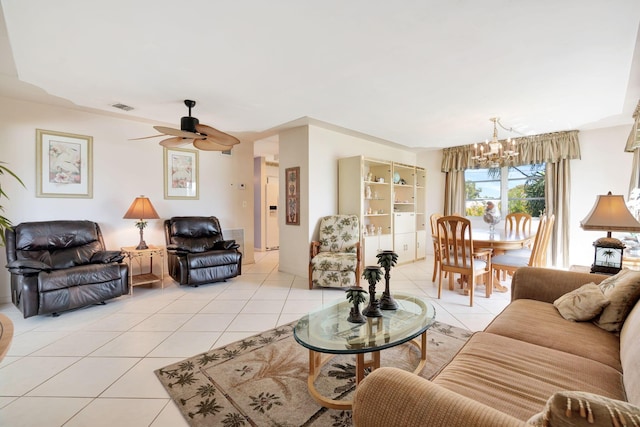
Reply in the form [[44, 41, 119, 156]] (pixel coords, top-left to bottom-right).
[[155, 320, 471, 427]]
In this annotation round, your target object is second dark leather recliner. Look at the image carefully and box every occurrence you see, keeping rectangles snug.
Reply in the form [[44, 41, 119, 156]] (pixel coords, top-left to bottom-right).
[[164, 216, 242, 286]]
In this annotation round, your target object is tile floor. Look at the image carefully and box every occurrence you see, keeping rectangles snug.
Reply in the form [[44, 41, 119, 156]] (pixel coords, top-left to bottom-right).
[[0, 251, 511, 426]]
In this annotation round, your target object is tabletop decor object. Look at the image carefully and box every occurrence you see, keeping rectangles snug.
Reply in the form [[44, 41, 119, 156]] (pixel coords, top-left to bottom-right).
[[345, 286, 368, 323], [580, 191, 640, 274], [362, 266, 383, 317], [123, 195, 160, 250], [483, 200, 501, 234], [377, 250, 399, 310]]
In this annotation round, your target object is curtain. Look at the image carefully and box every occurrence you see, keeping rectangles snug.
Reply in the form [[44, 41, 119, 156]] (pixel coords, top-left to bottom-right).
[[444, 170, 465, 215], [441, 129, 580, 267], [546, 159, 571, 267], [627, 101, 640, 196], [441, 130, 581, 172]]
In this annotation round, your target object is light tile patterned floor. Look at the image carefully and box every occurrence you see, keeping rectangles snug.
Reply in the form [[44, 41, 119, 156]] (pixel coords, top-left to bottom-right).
[[0, 251, 511, 426]]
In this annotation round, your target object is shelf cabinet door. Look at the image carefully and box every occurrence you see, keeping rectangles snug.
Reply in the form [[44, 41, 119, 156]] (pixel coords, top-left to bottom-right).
[[394, 232, 416, 264], [416, 230, 427, 259], [394, 212, 416, 234], [364, 234, 393, 266]]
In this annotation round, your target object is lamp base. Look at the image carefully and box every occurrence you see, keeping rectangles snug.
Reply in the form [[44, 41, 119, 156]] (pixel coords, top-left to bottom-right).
[[135, 241, 149, 250]]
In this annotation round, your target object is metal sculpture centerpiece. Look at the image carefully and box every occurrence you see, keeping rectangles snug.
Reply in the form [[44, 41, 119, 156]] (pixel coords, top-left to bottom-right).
[[345, 287, 368, 323], [376, 250, 399, 310], [362, 266, 383, 317]]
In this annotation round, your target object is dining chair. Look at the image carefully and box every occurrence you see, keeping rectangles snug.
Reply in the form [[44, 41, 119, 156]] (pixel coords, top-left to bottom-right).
[[494, 212, 533, 281], [490, 214, 555, 285], [430, 213, 444, 282], [504, 212, 532, 235], [436, 215, 492, 307]]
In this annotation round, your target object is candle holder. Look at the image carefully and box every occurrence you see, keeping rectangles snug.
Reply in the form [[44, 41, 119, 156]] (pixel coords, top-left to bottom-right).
[[376, 250, 399, 310], [362, 266, 383, 317]]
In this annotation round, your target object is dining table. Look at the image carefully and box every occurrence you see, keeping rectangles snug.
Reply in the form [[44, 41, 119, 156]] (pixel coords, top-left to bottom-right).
[[472, 229, 535, 292]]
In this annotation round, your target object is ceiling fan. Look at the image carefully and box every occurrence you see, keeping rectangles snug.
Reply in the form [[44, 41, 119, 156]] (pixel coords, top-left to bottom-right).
[[134, 100, 240, 151]]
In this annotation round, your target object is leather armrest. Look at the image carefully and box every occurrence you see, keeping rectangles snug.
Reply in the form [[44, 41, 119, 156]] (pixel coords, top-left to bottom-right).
[[213, 240, 239, 250], [90, 251, 125, 264], [166, 244, 189, 255], [6, 259, 52, 274]]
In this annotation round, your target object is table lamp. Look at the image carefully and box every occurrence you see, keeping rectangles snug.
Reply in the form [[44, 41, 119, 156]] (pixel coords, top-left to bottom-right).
[[123, 195, 160, 250], [580, 191, 640, 274]]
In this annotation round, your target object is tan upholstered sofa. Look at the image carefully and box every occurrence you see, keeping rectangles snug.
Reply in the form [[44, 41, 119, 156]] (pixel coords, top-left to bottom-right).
[[352, 267, 640, 426]]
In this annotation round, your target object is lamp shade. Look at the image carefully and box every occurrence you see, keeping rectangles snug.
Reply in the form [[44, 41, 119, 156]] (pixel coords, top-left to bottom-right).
[[580, 192, 640, 233], [123, 196, 160, 220]]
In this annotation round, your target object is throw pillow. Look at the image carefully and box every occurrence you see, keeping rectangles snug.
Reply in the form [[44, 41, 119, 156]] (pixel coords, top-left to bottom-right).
[[527, 391, 640, 427], [593, 269, 640, 332], [553, 283, 610, 321]]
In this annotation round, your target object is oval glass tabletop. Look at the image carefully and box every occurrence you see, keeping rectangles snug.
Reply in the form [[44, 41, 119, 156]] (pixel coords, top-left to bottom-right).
[[293, 292, 436, 354]]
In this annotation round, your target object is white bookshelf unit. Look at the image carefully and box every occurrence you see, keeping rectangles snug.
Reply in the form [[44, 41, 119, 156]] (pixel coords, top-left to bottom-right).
[[338, 156, 426, 266]]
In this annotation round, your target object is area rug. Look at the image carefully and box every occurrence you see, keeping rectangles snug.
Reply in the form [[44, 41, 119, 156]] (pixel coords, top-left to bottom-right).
[[155, 320, 472, 427]]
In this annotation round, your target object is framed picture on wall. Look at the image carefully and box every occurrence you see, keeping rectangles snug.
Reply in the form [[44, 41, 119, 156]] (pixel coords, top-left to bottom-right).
[[36, 129, 93, 198], [286, 166, 300, 225], [164, 147, 199, 199]]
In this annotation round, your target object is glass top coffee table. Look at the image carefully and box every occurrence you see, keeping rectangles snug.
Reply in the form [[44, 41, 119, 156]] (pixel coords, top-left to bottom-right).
[[294, 292, 436, 409]]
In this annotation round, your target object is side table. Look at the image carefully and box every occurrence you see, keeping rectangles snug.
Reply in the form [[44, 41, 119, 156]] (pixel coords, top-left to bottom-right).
[[121, 245, 165, 294]]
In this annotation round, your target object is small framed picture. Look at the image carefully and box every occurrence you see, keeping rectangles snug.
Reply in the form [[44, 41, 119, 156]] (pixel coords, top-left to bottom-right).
[[164, 147, 199, 199], [286, 166, 300, 225], [36, 129, 93, 198]]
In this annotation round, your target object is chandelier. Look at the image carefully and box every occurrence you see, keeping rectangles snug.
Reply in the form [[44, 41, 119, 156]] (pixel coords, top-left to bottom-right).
[[471, 117, 519, 168]]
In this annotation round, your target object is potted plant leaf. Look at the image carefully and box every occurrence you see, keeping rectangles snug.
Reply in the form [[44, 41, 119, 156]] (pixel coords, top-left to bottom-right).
[[0, 161, 25, 246]]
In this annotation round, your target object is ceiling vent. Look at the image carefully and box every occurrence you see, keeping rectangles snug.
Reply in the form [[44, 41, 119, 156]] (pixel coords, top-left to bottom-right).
[[111, 103, 134, 111]]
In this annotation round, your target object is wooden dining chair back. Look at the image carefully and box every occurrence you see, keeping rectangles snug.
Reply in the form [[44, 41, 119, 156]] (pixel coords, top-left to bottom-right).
[[430, 213, 444, 282], [505, 212, 532, 235], [529, 213, 555, 267], [436, 215, 492, 307], [491, 214, 555, 285]]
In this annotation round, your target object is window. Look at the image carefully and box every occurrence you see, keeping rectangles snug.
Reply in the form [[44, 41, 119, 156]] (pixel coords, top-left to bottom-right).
[[465, 164, 546, 217]]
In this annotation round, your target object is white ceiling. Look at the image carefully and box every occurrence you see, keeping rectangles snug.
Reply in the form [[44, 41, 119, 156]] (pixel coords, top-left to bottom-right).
[[1, 0, 640, 151]]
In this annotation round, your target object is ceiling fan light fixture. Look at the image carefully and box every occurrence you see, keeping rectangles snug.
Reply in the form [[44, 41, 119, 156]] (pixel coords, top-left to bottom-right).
[[134, 99, 240, 151], [181, 115, 199, 133]]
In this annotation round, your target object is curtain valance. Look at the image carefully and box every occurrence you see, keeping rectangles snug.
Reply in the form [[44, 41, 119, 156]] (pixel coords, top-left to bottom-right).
[[441, 130, 581, 172]]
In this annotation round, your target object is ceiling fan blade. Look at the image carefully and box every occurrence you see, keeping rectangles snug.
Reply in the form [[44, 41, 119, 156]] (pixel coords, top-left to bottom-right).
[[159, 137, 192, 148], [193, 138, 234, 151], [129, 134, 165, 140], [154, 126, 203, 139], [195, 124, 240, 146]]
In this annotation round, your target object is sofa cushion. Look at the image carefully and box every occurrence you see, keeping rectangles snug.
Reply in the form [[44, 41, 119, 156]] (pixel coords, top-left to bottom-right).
[[553, 282, 610, 321], [594, 269, 640, 333], [527, 391, 640, 427], [620, 302, 640, 406], [432, 332, 626, 421], [485, 299, 621, 371]]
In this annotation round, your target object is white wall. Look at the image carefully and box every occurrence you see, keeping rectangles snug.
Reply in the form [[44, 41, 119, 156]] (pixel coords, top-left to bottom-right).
[[278, 126, 310, 277], [418, 149, 444, 255], [0, 97, 255, 304]]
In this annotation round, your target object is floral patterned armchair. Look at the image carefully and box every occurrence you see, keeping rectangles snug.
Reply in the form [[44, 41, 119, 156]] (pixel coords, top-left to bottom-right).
[[309, 215, 361, 289]]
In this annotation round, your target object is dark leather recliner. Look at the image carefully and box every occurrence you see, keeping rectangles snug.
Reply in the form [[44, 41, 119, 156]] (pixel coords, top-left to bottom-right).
[[164, 216, 242, 286], [5, 220, 129, 318]]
